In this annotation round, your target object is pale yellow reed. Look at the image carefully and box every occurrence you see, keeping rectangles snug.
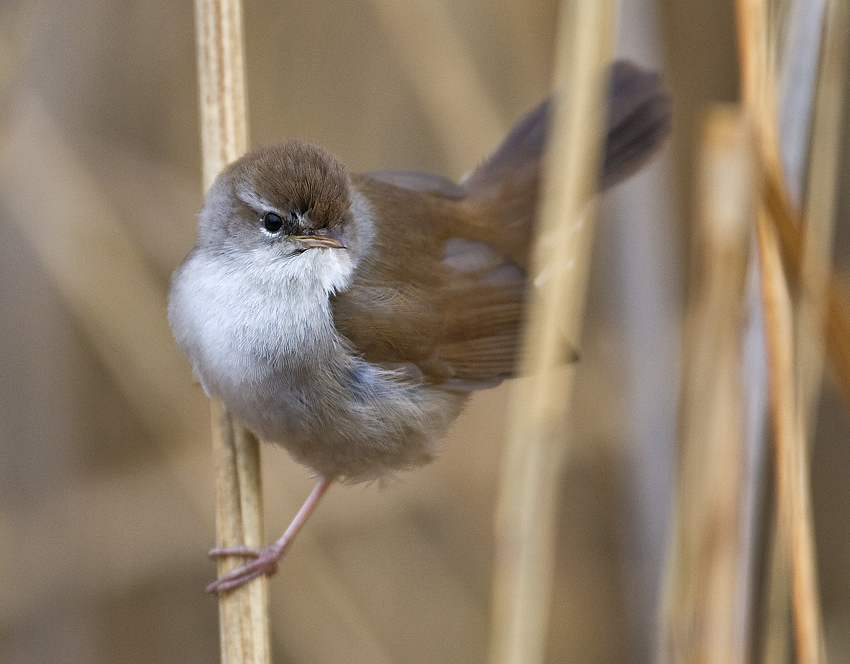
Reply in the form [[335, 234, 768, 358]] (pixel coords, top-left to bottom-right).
[[489, 2, 618, 663], [194, 0, 271, 662]]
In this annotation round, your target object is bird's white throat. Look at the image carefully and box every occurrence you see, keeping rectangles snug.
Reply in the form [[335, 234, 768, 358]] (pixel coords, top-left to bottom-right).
[[168, 186, 377, 396]]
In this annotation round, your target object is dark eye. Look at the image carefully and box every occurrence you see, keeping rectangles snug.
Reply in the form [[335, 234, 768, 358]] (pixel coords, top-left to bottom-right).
[[262, 212, 283, 233]]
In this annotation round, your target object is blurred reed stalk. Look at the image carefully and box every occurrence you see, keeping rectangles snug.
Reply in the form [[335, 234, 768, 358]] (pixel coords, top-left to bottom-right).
[[793, 0, 848, 436], [194, 1, 271, 663], [659, 106, 754, 664], [764, 1, 848, 662], [759, 17, 850, 417], [764, 162, 850, 412], [754, 203, 825, 664], [488, 2, 617, 663], [736, 0, 842, 661]]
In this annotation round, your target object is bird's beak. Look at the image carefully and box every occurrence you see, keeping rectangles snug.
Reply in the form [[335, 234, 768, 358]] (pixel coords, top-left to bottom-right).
[[289, 231, 346, 249]]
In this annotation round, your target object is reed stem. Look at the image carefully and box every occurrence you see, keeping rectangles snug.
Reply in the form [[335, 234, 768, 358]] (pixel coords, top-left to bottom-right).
[[489, 2, 618, 663], [735, 0, 830, 660], [194, 0, 271, 662], [659, 106, 753, 664]]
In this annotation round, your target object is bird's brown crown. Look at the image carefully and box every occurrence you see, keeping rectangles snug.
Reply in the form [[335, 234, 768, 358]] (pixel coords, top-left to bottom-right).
[[234, 139, 352, 230]]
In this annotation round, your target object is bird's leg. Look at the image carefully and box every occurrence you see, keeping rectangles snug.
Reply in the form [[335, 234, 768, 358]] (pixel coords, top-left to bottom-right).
[[206, 475, 335, 594]]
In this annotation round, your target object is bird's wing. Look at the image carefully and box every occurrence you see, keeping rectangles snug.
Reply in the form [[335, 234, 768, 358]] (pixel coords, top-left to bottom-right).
[[333, 60, 671, 390], [331, 175, 526, 390]]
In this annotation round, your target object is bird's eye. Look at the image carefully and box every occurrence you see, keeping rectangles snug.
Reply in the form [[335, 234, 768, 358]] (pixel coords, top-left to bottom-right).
[[262, 212, 284, 233]]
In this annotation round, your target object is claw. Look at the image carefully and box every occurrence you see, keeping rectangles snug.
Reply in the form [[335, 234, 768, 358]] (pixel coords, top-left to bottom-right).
[[205, 476, 335, 594], [206, 550, 281, 594], [208, 546, 262, 560]]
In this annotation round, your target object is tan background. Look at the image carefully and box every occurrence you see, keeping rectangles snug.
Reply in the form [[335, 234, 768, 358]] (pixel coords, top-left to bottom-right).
[[0, 1, 848, 663]]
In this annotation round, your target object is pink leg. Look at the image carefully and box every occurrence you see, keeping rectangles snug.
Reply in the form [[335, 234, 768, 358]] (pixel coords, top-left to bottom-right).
[[206, 476, 335, 594]]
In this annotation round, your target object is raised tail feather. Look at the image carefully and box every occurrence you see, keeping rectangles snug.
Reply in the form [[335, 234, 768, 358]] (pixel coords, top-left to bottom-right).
[[459, 60, 671, 267], [465, 59, 671, 195], [602, 60, 672, 187]]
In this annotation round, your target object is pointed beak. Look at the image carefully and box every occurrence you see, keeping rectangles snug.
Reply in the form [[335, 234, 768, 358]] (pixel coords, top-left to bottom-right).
[[289, 230, 347, 249]]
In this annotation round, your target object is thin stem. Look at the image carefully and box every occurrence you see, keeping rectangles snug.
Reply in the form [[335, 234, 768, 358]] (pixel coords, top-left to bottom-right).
[[194, 0, 270, 661], [658, 106, 753, 664], [734, 0, 829, 661], [489, 2, 618, 664]]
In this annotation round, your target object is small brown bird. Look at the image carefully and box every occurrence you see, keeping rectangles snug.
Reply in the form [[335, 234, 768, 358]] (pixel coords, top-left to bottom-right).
[[168, 60, 671, 593]]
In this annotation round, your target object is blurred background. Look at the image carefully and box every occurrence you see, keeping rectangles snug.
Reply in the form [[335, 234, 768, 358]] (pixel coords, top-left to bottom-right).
[[0, 0, 848, 663]]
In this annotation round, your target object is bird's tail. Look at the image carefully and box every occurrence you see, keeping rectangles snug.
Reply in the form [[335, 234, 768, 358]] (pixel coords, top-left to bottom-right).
[[459, 60, 671, 267], [601, 60, 673, 188]]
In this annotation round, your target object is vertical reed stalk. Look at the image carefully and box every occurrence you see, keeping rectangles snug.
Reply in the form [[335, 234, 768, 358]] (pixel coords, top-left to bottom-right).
[[754, 206, 825, 664], [795, 0, 849, 436], [194, 1, 271, 662], [489, 2, 618, 663], [785, 1, 847, 661], [735, 0, 829, 661], [659, 107, 753, 664]]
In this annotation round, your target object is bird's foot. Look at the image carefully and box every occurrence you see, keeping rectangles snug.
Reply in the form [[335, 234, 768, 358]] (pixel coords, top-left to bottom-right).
[[209, 545, 261, 559], [204, 476, 335, 594], [206, 544, 283, 594]]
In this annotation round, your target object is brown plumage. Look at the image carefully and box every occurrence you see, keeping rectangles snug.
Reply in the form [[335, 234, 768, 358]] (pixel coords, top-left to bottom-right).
[[168, 59, 672, 592], [332, 60, 671, 390]]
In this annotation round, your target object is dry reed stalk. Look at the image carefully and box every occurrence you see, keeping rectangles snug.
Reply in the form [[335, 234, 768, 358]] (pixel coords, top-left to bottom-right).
[[762, 158, 850, 664], [762, 2, 827, 661], [793, 0, 849, 432], [765, 174, 850, 411], [194, 1, 271, 662], [776, 0, 826, 206], [766, 2, 847, 662], [737, 0, 850, 418], [735, 0, 778, 159], [754, 207, 826, 664], [488, 2, 617, 663], [659, 107, 753, 664], [736, 0, 829, 660]]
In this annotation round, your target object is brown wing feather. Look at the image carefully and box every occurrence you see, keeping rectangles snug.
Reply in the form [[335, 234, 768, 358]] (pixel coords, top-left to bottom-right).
[[331, 175, 526, 388], [332, 60, 671, 389], [331, 176, 446, 372]]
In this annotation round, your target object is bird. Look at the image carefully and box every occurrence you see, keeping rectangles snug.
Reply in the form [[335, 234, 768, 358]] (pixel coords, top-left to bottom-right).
[[168, 60, 672, 593]]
